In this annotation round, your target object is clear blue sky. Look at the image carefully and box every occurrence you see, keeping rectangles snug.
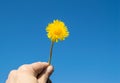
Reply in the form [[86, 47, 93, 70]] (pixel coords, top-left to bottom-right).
[[0, 0, 120, 83]]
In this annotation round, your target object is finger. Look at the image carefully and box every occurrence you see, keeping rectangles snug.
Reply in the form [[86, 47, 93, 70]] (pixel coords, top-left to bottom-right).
[[18, 64, 30, 71], [38, 65, 54, 83], [18, 62, 49, 76], [7, 70, 17, 83], [31, 62, 49, 76], [18, 64, 34, 75]]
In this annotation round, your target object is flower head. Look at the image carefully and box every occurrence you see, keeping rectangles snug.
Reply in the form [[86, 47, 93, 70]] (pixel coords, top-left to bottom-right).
[[46, 20, 69, 42]]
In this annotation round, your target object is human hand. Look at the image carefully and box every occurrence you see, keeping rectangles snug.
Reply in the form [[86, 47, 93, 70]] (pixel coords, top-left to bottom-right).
[[6, 62, 54, 83]]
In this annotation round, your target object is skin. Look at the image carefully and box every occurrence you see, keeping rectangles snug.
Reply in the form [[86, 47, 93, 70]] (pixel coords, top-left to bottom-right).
[[6, 62, 54, 83]]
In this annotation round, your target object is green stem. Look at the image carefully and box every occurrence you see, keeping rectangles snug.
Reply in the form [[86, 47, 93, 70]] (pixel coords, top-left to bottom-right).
[[48, 41, 54, 65]]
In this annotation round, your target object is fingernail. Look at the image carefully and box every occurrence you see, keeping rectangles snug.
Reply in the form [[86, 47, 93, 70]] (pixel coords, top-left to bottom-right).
[[47, 66, 53, 73]]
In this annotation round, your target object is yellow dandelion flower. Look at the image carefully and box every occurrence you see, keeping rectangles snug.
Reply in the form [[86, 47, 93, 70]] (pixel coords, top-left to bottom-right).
[[46, 19, 69, 65], [46, 20, 69, 42]]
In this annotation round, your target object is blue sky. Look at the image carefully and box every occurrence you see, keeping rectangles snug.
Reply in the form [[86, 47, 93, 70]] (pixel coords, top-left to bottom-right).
[[0, 0, 120, 83]]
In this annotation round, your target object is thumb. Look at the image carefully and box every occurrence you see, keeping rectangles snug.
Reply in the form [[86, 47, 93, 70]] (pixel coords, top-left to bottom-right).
[[38, 65, 54, 83]]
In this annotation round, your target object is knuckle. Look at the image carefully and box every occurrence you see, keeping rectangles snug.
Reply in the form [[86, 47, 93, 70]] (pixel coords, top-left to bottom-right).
[[8, 70, 17, 78], [9, 70, 16, 75], [18, 64, 30, 71]]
